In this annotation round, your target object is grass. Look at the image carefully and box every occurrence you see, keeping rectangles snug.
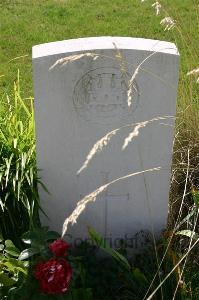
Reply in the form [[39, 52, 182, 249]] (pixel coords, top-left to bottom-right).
[[0, 72, 41, 248], [0, 0, 198, 96]]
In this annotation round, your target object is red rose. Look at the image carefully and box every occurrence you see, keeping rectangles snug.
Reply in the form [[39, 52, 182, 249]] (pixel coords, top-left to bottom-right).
[[49, 239, 70, 257], [34, 258, 72, 294]]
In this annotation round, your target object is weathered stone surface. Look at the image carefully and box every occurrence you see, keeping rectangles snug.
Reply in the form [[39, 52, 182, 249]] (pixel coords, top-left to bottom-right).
[[33, 37, 179, 247]]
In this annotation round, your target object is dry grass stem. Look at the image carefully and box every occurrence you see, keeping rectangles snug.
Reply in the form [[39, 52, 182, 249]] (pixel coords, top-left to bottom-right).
[[127, 68, 139, 107], [146, 238, 199, 300], [152, 2, 162, 16], [122, 116, 172, 150], [160, 17, 176, 31], [122, 122, 147, 150], [172, 209, 199, 299], [49, 53, 100, 70], [144, 148, 190, 300], [77, 129, 120, 175], [62, 167, 162, 237], [62, 185, 108, 238], [187, 67, 199, 83], [77, 115, 173, 175], [113, 42, 127, 75], [187, 67, 199, 75], [8, 55, 28, 63], [127, 51, 158, 107], [50, 49, 130, 71]]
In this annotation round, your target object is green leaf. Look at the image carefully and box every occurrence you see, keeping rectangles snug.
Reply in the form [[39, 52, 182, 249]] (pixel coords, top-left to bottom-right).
[[19, 247, 39, 260], [4, 240, 20, 257], [175, 208, 197, 231], [22, 238, 31, 245], [45, 230, 60, 241], [21, 230, 37, 244], [88, 227, 130, 271], [22, 227, 60, 250], [176, 230, 199, 240], [4, 258, 28, 275], [5, 239, 16, 248], [4, 248, 20, 257], [0, 272, 16, 286], [22, 227, 47, 246], [192, 189, 199, 208], [131, 268, 148, 286], [37, 179, 50, 195]]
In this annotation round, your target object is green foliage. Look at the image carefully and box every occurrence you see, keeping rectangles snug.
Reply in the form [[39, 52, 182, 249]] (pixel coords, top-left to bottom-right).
[[88, 227, 131, 271], [188, 270, 199, 300], [11, 288, 93, 300], [0, 226, 194, 299], [0, 0, 198, 298], [0, 237, 29, 299], [176, 230, 199, 241], [1, 228, 94, 300], [192, 188, 199, 208], [88, 227, 190, 299], [0, 72, 41, 247], [19, 226, 61, 260], [69, 240, 127, 300], [0, 0, 198, 99], [175, 198, 199, 240]]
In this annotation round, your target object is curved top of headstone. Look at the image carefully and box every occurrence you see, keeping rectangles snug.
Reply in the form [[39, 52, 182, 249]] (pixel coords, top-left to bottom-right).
[[32, 36, 179, 59]]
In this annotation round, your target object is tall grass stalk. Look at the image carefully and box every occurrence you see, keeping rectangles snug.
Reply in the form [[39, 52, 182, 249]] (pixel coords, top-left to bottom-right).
[[0, 71, 40, 248]]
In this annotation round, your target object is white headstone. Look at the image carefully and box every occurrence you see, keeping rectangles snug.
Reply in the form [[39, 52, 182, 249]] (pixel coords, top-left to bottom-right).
[[32, 37, 179, 248]]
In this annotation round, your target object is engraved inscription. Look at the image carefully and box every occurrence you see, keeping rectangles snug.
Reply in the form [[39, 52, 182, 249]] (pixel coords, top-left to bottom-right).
[[73, 67, 140, 124]]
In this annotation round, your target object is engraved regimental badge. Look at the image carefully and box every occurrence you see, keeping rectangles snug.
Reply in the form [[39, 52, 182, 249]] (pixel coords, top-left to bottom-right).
[[73, 67, 139, 124]]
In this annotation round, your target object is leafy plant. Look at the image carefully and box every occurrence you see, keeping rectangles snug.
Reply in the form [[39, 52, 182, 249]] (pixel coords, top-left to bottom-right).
[[19, 226, 61, 261], [88, 227, 190, 299], [0, 227, 93, 300], [0, 236, 29, 299], [0, 72, 41, 247], [88, 227, 150, 299]]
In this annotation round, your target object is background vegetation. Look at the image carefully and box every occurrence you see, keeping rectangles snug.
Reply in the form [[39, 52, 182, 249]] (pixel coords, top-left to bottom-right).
[[0, 0, 198, 299], [0, 0, 198, 92]]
